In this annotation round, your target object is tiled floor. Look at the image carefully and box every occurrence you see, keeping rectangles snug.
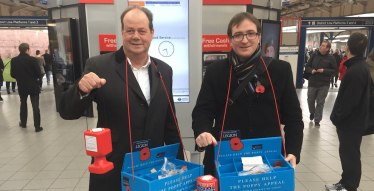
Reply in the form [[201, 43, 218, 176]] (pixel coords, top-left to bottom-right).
[[0, 79, 373, 191]]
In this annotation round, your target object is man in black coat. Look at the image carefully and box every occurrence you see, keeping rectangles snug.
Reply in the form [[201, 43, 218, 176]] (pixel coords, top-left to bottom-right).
[[332, 49, 341, 88], [305, 41, 337, 127], [192, 12, 303, 176], [59, 6, 183, 191], [10, 43, 43, 132], [327, 33, 371, 191], [42, 49, 53, 85]]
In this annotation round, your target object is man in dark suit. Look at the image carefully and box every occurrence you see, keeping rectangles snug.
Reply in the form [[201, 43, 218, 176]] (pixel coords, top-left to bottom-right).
[[192, 12, 304, 175], [59, 6, 183, 191], [42, 49, 52, 85], [10, 43, 43, 132]]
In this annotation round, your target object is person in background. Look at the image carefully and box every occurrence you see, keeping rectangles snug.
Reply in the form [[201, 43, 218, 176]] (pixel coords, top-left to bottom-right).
[[3, 54, 16, 94], [0, 55, 3, 102], [332, 49, 341, 88], [339, 54, 348, 81], [305, 41, 337, 127], [43, 49, 52, 85], [328, 33, 371, 191], [10, 43, 43, 132], [35, 50, 45, 90]]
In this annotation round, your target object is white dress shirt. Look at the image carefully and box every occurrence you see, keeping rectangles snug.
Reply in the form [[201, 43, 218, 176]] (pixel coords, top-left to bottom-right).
[[127, 57, 151, 105]]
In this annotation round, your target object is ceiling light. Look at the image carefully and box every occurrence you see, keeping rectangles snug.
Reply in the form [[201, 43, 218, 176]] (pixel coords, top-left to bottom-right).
[[346, 13, 374, 17], [307, 30, 345, 34]]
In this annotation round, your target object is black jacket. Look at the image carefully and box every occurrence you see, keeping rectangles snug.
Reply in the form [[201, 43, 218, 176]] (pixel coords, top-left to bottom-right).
[[42, 53, 52, 71], [305, 51, 337, 87], [59, 46, 183, 191], [330, 56, 371, 132], [0, 57, 3, 83], [192, 56, 304, 175], [10, 52, 41, 95]]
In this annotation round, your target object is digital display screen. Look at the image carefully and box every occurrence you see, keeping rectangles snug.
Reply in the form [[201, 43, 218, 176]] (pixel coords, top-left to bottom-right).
[[261, 20, 281, 60], [128, 0, 189, 103]]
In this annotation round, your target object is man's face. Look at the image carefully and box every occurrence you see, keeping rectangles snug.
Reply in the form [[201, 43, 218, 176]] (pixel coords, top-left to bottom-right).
[[229, 19, 261, 61], [121, 9, 154, 57], [319, 42, 330, 55]]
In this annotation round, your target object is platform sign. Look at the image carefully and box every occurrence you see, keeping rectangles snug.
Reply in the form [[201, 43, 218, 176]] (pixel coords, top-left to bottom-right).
[[302, 20, 374, 27], [282, 0, 290, 6]]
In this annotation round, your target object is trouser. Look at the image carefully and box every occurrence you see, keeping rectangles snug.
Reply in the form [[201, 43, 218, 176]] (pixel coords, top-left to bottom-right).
[[337, 129, 364, 191], [45, 71, 52, 84], [20, 94, 40, 129], [39, 74, 45, 88], [307, 86, 329, 122], [6, 82, 16, 90]]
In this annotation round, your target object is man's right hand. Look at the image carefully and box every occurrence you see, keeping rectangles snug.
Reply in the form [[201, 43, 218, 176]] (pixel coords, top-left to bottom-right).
[[312, 69, 316, 74], [196, 132, 217, 147], [78, 72, 106, 93]]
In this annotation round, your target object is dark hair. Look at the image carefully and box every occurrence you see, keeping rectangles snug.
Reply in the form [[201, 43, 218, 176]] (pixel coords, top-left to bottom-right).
[[120, 5, 153, 30], [367, 48, 374, 61], [227, 12, 261, 37], [322, 41, 331, 50], [347, 33, 368, 56], [36, 50, 40, 55], [19, 43, 30, 53]]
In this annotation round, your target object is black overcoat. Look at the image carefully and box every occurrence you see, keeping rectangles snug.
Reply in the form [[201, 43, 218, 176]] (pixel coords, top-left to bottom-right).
[[192, 57, 304, 175], [10, 52, 41, 95], [59, 47, 184, 191]]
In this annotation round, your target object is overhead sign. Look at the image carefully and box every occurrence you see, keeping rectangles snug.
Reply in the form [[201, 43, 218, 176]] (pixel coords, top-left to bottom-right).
[[202, 35, 231, 52], [99, 34, 117, 52], [0, 19, 47, 27], [79, 0, 113, 3], [302, 20, 374, 27], [282, 0, 290, 6], [203, 0, 252, 4], [39, 0, 47, 5]]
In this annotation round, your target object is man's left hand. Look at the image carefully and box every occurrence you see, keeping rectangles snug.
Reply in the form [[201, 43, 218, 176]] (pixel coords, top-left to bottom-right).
[[284, 154, 297, 169], [317, 69, 324, 73]]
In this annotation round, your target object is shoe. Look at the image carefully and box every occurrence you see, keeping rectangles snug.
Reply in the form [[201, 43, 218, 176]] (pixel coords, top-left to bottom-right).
[[325, 183, 347, 191], [7, 89, 10, 94], [19, 121, 26, 128], [35, 127, 43, 132], [310, 114, 314, 121], [331, 86, 334, 89], [334, 83, 338, 88], [12, 89, 15, 92], [315, 122, 320, 127]]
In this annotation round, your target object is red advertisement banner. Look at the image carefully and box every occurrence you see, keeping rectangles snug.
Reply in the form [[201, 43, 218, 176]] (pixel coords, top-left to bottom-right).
[[202, 35, 231, 52], [99, 34, 117, 52], [203, 0, 252, 5]]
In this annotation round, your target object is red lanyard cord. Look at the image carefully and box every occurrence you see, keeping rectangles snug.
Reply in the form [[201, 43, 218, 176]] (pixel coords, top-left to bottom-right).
[[125, 58, 135, 181], [215, 65, 233, 170], [215, 58, 287, 170], [125, 58, 190, 181], [151, 61, 189, 162], [260, 57, 286, 157]]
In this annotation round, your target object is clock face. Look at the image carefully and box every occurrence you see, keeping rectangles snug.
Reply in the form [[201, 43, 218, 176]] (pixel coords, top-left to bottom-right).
[[158, 41, 174, 57]]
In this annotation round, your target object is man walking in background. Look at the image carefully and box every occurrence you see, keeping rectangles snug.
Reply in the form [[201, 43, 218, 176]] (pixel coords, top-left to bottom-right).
[[11, 43, 43, 132], [304, 41, 337, 127], [43, 49, 52, 85]]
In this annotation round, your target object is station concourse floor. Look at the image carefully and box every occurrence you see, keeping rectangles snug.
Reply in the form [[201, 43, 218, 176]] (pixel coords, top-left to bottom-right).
[[1, 79, 374, 191]]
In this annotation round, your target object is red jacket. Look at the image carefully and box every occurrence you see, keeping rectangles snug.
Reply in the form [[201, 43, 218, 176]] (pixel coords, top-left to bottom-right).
[[339, 57, 348, 80]]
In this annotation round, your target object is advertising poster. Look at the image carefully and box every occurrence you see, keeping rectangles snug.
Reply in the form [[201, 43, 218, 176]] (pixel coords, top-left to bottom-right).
[[128, 0, 189, 103], [306, 33, 321, 49], [261, 20, 281, 59], [279, 46, 299, 86]]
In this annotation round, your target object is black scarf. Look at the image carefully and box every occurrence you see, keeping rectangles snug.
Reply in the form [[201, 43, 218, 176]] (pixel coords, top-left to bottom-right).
[[229, 47, 262, 80]]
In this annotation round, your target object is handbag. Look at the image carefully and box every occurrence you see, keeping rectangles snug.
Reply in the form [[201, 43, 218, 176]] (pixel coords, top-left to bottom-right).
[[303, 54, 316, 80]]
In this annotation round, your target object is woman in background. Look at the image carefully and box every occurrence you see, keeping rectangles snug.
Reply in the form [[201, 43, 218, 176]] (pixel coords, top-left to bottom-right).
[[3, 54, 16, 94], [339, 54, 348, 81]]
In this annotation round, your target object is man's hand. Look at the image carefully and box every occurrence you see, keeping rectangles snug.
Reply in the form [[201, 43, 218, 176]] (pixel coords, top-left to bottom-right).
[[196, 132, 217, 147], [78, 72, 106, 93], [312, 69, 316, 74], [317, 69, 324, 73], [284, 154, 297, 169]]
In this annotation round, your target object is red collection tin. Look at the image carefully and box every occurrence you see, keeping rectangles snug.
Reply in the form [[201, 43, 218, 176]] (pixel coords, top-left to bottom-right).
[[197, 175, 218, 191]]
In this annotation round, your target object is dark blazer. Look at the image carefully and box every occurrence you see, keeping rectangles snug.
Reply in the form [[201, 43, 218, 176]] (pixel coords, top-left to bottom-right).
[[59, 46, 183, 191], [331, 56, 371, 132], [305, 51, 337, 87], [10, 52, 41, 95], [192, 57, 304, 175]]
